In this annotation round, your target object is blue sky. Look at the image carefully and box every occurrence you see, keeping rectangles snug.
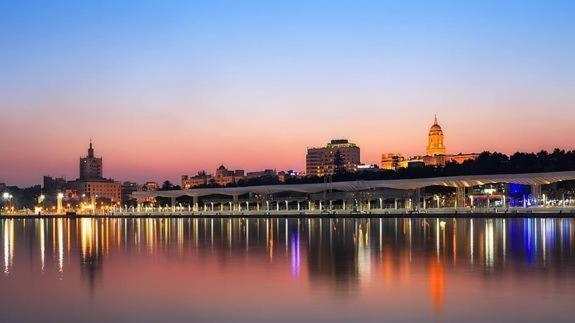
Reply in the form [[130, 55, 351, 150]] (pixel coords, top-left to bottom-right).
[[1, 0, 574, 185]]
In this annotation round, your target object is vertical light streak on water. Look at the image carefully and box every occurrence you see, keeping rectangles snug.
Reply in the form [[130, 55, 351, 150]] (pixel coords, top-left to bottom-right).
[[290, 230, 301, 279], [210, 218, 214, 247], [146, 218, 154, 254], [525, 219, 533, 264], [57, 219, 64, 274], [452, 219, 457, 265], [485, 220, 494, 270], [308, 218, 311, 246], [245, 219, 249, 252], [266, 218, 269, 249], [135, 218, 141, 250], [194, 218, 199, 248], [319, 218, 322, 248], [379, 218, 383, 252], [285, 219, 288, 252], [560, 219, 564, 253], [470, 219, 474, 265], [276, 219, 279, 245], [562, 218, 570, 247], [436, 219, 440, 259], [357, 225, 371, 285], [409, 218, 412, 262], [502, 219, 506, 262], [228, 219, 232, 250], [40, 219, 45, 272], [123, 218, 127, 249], [542, 219, 546, 264], [80, 218, 92, 260], [177, 219, 183, 254], [394, 218, 398, 243], [269, 219, 274, 262], [534, 219, 539, 257], [4, 219, 14, 275], [366, 219, 370, 247]]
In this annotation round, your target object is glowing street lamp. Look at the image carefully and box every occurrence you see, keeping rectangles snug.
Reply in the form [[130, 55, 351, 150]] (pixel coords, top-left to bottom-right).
[[57, 192, 64, 214]]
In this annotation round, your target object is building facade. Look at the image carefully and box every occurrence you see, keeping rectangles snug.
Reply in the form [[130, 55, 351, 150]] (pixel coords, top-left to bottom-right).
[[182, 166, 245, 188], [68, 179, 121, 202], [306, 139, 361, 177], [214, 165, 244, 186], [380, 153, 406, 170], [182, 171, 211, 189]]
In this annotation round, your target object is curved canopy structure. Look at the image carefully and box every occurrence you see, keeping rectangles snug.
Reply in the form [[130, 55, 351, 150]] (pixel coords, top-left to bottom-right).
[[132, 171, 575, 199]]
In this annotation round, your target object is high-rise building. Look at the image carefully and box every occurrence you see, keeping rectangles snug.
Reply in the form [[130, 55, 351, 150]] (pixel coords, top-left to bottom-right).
[[68, 140, 120, 203], [80, 140, 103, 180], [426, 115, 446, 157], [306, 139, 360, 177]]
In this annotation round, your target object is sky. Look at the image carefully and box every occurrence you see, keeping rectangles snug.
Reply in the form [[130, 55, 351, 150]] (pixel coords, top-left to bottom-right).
[[1, 0, 574, 186]]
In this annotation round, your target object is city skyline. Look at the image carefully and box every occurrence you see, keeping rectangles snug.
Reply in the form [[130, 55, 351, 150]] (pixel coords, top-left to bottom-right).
[[2, 114, 575, 187], [2, 1, 575, 186]]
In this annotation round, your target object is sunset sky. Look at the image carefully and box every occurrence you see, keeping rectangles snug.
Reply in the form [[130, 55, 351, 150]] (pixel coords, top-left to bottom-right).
[[1, 0, 574, 186]]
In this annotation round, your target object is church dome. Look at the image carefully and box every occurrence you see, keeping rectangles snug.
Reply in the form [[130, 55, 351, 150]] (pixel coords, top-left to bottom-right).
[[426, 115, 446, 156], [429, 115, 443, 134], [430, 123, 442, 131]]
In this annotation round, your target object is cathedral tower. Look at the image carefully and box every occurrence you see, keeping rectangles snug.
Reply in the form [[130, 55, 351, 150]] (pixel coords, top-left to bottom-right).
[[426, 115, 446, 156]]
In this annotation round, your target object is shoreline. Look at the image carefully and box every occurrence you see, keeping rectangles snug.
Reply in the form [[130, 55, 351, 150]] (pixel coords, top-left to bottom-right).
[[2, 209, 575, 219]]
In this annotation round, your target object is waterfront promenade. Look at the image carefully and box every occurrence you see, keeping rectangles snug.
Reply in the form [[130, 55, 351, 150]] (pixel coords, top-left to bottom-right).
[[2, 206, 575, 218]]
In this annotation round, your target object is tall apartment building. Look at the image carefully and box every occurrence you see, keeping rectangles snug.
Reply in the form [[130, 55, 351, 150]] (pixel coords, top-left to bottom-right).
[[80, 140, 103, 180], [306, 139, 360, 177], [68, 140, 120, 202]]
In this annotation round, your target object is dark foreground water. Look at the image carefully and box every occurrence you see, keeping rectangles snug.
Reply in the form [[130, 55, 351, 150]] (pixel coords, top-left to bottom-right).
[[1, 217, 575, 322]]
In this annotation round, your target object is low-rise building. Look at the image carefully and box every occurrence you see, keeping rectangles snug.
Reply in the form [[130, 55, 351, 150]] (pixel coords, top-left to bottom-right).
[[381, 153, 406, 170], [121, 182, 140, 204], [68, 179, 121, 203], [182, 165, 245, 188], [245, 169, 276, 179], [142, 181, 159, 191], [214, 165, 244, 186], [182, 171, 212, 189]]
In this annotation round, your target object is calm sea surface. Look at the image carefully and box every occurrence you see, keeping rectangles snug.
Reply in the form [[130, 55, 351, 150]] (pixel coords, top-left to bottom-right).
[[1, 217, 574, 322]]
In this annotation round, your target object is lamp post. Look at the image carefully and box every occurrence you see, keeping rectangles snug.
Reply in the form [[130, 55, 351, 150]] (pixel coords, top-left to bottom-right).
[[2, 192, 13, 213], [57, 193, 64, 214]]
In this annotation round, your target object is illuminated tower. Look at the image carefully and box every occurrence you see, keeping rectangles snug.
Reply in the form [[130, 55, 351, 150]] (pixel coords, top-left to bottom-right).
[[80, 139, 103, 180], [426, 115, 446, 156]]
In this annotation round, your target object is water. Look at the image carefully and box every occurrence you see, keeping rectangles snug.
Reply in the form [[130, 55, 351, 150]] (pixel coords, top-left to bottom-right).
[[1, 217, 574, 322]]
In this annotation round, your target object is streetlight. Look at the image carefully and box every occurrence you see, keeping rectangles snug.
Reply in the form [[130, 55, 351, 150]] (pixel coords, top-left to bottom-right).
[[2, 192, 13, 214]]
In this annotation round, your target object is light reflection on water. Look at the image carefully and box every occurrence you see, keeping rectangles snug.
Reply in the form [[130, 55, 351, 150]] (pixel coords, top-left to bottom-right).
[[0, 217, 575, 322]]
